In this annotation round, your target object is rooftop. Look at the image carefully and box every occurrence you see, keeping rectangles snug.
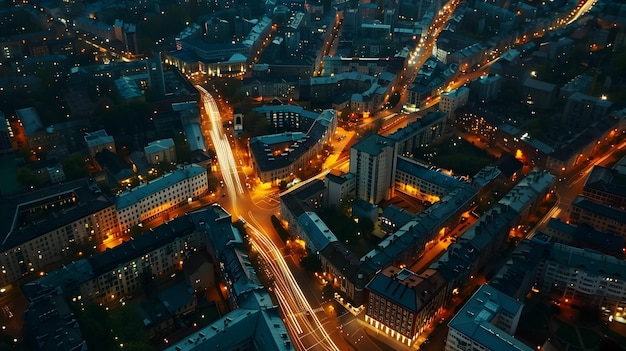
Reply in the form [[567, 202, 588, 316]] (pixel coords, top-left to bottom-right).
[[16, 107, 43, 136], [115, 164, 206, 209], [584, 165, 626, 198], [166, 291, 291, 351], [448, 284, 532, 351], [395, 156, 461, 191], [547, 242, 626, 279], [366, 266, 445, 313], [84, 129, 114, 148], [249, 109, 336, 173], [297, 212, 338, 252], [0, 180, 114, 251], [351, 134, 394, 156], [145, 138, 175, 154]]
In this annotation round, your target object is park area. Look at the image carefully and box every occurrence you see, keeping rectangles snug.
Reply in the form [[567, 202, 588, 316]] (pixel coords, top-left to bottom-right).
[[417, 136, 496, 177]]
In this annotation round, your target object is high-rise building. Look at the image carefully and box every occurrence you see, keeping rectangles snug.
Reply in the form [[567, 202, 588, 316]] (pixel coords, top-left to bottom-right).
[[123, 23, 138, 54], [147, 52, 166, 97], [349, 134, 396, 204]]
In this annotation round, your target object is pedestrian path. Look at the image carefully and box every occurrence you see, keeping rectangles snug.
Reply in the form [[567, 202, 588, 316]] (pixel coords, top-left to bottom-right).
[[334, 292, 364, 316]]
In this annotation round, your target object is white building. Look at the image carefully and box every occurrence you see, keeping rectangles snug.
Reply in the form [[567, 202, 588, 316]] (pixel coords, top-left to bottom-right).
[[349, 134, 396, 204], [394, 156, 462, 204], [445, 284, 532, 351], [537, 243, 626, 320], [144, 138, 177, 165], [440, 86, 469, 122], [85, 129, 115, 157], [115, 164, 208, 232]]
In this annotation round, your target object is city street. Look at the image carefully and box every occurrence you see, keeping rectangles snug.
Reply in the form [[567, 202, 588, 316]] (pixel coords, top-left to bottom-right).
[[183, 0, 606, 349], [196, 86, 344, 351], [529, 137, 626, 236]]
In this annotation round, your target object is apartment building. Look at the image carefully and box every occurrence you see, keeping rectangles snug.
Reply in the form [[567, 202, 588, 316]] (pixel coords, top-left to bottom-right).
[[536, 243, 626, 319], [388, 111, 447, 156], [440, 86, 469, 122], [569, 196, 626, 236], [445, 284, 531, 351], [350, 134, 396, 204], [27, 208, 216, 305], [0, 180, 118, 287], [582, 165, 626, 209], [394, 156, 462, 204], [249, 108, 337, 184], [115, 164, 208, 232], [365, 266, 447, 346]]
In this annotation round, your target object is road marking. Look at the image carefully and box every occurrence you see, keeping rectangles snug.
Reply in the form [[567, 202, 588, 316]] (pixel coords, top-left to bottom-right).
[[312, 307, 324, 313]]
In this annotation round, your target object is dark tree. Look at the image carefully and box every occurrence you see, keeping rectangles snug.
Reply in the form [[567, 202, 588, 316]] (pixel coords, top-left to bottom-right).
[[62, 153, 89, 180]]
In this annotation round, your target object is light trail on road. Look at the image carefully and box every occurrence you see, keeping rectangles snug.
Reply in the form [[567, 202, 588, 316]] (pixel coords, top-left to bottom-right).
[[195, 83, 339, 350], [246, 213, 340, 351], [196, 85, 245, 206]]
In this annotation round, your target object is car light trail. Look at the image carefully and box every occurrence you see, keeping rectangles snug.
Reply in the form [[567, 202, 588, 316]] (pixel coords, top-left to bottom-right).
[[246, 218, 339, 351], [195, 85, 245, 204]]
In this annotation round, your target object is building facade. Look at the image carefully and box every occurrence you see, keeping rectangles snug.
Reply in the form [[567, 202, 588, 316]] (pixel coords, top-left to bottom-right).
[[0, 180, 119, 288], [569, 196, 626, 236], [350, 134, 396, 204], [445, 284, 531, 351], [394, 156, 462, 204], [115, 164, 208, 232], [365, 266, 447, 346], [324, 170, 356, 209], [440, 87, 469, 122], [144, 138, 177, 165], [536, 243, 626, 320]]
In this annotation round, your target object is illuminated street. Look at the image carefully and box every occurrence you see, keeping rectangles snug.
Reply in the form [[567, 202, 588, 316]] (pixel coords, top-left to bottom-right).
[[196, 85, 342, 351], [196, 85, 245, 210], [192, 0, 605, 349]]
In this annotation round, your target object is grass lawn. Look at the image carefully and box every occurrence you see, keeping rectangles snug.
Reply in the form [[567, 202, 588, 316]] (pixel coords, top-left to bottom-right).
[[556, 323, 580, 347], [579, 328, 599, 349], [418, 137, 496, 176]]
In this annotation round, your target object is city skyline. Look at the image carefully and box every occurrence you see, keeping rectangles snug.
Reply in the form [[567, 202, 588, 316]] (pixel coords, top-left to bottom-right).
[[1, 0, 625, 350]]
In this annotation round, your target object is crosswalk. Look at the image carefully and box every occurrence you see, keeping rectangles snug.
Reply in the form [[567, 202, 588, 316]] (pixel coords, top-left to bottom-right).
[[311, 306, 324, 313]]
